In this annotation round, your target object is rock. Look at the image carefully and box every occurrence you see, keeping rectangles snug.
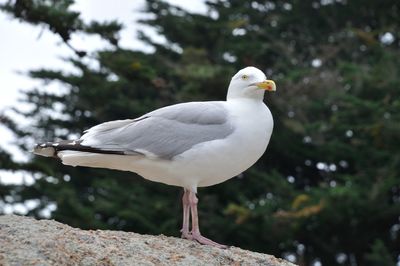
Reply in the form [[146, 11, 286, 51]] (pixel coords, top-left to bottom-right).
[[0, 215, 295, 266]]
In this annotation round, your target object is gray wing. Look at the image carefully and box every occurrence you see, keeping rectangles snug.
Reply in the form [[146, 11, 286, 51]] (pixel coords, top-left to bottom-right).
[[80, 102, 234, 159]]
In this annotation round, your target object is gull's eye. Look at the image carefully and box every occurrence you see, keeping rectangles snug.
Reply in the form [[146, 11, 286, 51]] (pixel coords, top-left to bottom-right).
[[241, 75, 249, 80]]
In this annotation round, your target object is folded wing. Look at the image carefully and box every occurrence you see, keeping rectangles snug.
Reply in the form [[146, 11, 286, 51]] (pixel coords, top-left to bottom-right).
[[79, 102, 234, 160]]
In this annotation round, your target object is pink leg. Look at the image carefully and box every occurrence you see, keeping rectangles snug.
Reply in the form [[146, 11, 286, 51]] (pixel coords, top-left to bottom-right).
[[180, 189, 191, 239], [187, 191, 228, 249]]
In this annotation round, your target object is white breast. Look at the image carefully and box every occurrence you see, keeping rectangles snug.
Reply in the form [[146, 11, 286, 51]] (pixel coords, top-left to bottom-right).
[[195, 99, 273, 187]]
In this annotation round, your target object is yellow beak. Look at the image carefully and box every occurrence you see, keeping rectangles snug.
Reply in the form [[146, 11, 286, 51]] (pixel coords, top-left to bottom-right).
[[254, 80, 276, 91]]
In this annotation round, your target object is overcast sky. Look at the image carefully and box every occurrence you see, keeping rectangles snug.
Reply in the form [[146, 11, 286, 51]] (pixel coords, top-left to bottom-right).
[[0, 1, 207, 187]]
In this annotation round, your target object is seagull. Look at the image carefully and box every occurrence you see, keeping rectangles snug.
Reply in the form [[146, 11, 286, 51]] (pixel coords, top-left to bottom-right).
[[34, 66, 276, 248]]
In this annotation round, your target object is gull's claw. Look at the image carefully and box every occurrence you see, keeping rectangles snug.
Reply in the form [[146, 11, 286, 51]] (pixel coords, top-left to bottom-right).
[[190, 231, 228, 249]]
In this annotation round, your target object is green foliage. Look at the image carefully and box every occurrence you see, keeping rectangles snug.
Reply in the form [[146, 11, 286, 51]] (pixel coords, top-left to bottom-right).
[[365, 239, 395, 266], [1, 0, 400, 265]]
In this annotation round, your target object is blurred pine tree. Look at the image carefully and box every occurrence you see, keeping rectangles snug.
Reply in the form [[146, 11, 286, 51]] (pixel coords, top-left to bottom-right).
[[1, 0, 399, 265]]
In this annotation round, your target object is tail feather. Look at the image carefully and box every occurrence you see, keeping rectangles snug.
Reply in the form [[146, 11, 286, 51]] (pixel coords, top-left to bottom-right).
[[33, 140, 126, 158], [34, 140, 142, 170]]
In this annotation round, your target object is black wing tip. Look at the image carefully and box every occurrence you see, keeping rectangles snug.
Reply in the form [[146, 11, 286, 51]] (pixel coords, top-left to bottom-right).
[[33, 142, 58, 157], [34, 140, 128, 156]]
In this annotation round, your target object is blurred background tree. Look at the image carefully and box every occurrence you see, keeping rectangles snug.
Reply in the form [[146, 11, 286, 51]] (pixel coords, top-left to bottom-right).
[[1, 0, 399, 265]]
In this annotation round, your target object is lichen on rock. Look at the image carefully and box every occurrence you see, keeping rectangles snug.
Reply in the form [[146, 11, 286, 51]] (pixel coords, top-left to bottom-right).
[[0, 215, 295, 266]]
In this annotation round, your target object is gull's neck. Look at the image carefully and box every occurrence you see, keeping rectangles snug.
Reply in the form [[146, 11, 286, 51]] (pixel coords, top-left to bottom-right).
[[226, 89, 265, 102]]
